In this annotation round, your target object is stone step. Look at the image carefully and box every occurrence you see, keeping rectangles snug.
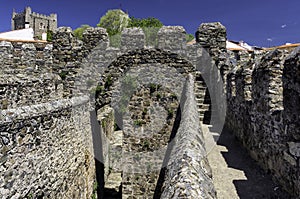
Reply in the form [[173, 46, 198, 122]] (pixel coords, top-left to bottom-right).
[[194, 90, 206, 94], [197, 104, 210, 109], [195, 93, 205, 98], [194, 85, 206, 90], [104, 172, 122, 195], [195, 80, 206, 84], [195, 86, 206, 91], [195, 98, 205, 103], [199, 115, 204, 121], [198, 109, 207, 115]]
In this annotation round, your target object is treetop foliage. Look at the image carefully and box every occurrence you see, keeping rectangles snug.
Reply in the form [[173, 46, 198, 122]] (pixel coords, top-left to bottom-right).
[[128, 17, 163, 28], [186, 34, 195, 42], [73, 9, 193, 46], [97, 9, 130, 36], [73, 24, 91, 40]]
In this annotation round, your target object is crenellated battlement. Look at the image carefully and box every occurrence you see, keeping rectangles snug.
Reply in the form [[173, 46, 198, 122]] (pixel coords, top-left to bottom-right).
[[31, 11, 57, 20], [11, 7, 57, 38]]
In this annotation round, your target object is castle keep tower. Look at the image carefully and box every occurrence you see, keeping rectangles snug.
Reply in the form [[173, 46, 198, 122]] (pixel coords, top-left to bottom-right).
[[11, 7, 57, 38]]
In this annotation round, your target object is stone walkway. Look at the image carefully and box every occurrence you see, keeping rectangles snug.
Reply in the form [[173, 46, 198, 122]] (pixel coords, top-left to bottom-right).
[[202, 124, 291, 199]]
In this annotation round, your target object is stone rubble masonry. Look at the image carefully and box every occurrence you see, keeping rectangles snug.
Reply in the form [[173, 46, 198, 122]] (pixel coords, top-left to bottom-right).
[[196, 22, 226, 59], [226, 47, 300, 196], [0, 21, 298, 198], [0, 41, 62, 110], [74, 26, 216, 198], [0, 73, 63, 109], [0, 41, 53, 74], [157, 26, 187, 55], [97, 105, 115, 182], [121, 28, 145, 51], [0, 95, 95, 199], [197, 21, 299, 197], [195, 22, 229, 130], [161, 74, 216, 199], [0, 24, 216, 198], [82, 27, 109, 52]]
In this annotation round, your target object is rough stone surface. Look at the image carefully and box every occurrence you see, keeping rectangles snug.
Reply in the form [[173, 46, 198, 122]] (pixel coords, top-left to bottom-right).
[[0, 96, 95, 199], [0, 73, 63, 109], [0, 25, 216, 199], [121, 28, 145, 51], [226, 47, 300, 196], [157, 26, 187, 55], [161, 75, 216, 199], [83, 27, 109, 52], [1, 22, 298, 199]]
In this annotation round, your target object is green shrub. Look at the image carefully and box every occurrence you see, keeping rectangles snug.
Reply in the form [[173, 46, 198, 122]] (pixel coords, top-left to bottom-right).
[[47, 30, 53, 41], [90, 85, 104, 95], [134, 119, 144, 126], [142, 108, 147, 115], [59, 71, 68, 80], [156, 92, 161, 100], [167, 109, 174, 118], [104, 75, 113, 89], [142, 140, 150, 150], [91, 181, 98, 199], [186, 33, 194, 42], [73, 24, 91, 40]]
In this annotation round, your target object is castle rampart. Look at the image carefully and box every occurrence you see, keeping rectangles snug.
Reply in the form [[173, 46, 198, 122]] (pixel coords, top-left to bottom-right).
[[226, 47, 300, 196], [0, 21, 299, 198]]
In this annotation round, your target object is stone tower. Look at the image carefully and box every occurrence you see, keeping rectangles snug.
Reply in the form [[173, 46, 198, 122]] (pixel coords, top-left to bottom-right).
[[11, 7, 57, 38]]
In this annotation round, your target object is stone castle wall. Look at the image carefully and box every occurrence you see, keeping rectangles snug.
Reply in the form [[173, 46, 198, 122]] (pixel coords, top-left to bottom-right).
[[0, 41, 63, 110], [0, 25, 217, 198], [0, 96, 95, 199], [78, 26, 217, 198], [195, 22, 299, 196], [225, 47, 300, 196], [12, 7, 57, 37], [0, 30, 97, 198], [0, 21, 299, 198]]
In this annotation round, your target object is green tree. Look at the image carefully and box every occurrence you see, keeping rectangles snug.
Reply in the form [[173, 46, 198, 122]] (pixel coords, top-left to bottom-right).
[[46, 30, 53, 42], [128, 17, 163, 46], [97, 9, 130, 36], [128, 17, 163, 28], [73, 24, 91, 40], [186, 33, 195, 42]]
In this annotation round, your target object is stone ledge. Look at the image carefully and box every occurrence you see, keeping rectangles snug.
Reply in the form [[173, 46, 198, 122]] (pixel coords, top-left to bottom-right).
[[0, 95, 89, 122]]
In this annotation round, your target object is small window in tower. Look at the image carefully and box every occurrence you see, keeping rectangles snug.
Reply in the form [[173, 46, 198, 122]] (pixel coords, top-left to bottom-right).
[[25, 22, 30, 29], [39, 23, 44, 29]]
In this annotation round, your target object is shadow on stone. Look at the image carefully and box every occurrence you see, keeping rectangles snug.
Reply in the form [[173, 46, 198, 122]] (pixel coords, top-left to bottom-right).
[[90, 110, 105, 199], [153, 105, 182, 199], [217, 127, 291, 199], [104, 187, 122, 199]]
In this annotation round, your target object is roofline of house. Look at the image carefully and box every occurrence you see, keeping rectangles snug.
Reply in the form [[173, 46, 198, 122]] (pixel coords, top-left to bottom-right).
[[265, 43, 300, 50]]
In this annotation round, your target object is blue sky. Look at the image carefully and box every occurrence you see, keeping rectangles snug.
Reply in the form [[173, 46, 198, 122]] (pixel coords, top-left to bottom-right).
[[0, 0, 299, 47]]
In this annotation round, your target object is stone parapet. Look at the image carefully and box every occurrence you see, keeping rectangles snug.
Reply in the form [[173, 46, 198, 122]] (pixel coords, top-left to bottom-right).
[[161, 74, 216, 199], [0, 95, 95, 199]]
